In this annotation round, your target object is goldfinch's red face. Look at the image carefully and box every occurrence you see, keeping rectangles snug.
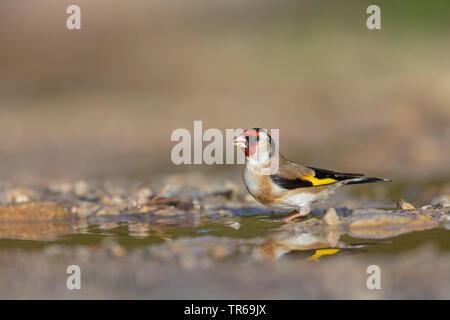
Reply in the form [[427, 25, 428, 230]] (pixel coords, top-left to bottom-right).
[[233, 128, 272, 158]]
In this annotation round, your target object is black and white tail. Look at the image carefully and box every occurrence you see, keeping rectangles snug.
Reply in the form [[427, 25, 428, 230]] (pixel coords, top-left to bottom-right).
[[343, 177, 392, 185]]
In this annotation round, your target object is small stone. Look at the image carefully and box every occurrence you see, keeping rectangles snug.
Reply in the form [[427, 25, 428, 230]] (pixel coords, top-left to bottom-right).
[[99, 223, 119, 230], [323, 207, 339, 226], [129, 187, 153, 208], [218, 209, 233, 217], [75, 203, 99, 218], [74, 181, 89, 198], [153, 208, 185, 216], [6, 188, 34, 204], [75, 219, 89, 233], [96, 207, 120, 216], [73, 181, 101, 201], [110, 195, 125, 206], [0, 202, 69, 221], [192, 199, 201, 210], [228, 222, 242, 230], [399, 199, 415, 210]]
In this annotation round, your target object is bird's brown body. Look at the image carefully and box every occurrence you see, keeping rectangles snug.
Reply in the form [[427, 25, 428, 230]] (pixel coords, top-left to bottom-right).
[[235, 128, 391, 222], [243, 155, 329, 207]]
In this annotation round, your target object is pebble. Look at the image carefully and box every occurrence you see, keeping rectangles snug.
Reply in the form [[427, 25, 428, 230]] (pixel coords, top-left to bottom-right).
[[6, 188, 34, 204], [399, 200, 415, 210], [153, 208, 186, 216], [96, 207, 120, 216], [323, 207, 339, 226], [0, 202, 69, 220], [74, 181, 101, 201], [74, 204, 100, 219], [129, 187, 153, 209], [99, 223, 119, 230], [228, 222, 242, 230], [74, 181, 89, 198]]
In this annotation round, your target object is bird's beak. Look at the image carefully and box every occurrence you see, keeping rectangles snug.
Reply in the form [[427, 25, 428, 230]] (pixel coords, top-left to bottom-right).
[[233, 134, 247, 148]]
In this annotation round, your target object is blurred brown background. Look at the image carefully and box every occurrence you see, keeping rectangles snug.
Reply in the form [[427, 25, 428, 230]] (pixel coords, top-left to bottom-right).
[[0, 0, 449, 183]]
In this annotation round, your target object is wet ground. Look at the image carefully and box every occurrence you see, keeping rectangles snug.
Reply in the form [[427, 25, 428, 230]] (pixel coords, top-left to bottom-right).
[[0, 174, 449, 299]]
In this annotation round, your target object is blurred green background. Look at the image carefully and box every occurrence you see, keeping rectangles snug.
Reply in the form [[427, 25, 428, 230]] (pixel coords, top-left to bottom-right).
[[0, 0, 449, 183]]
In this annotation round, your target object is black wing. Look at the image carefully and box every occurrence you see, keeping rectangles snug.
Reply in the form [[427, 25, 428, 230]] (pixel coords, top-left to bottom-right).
[[270, 167, 365, 190], [307, 166, 364, 180], [270, 175, 314, 189]]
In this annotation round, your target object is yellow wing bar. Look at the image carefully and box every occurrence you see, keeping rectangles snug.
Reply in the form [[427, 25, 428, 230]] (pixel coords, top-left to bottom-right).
[[307, 249, 341, 260], [302, 174, 337, 186]]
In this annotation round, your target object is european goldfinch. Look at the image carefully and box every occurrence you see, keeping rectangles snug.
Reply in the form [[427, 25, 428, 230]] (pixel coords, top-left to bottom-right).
[[234, 128, 391, 222]]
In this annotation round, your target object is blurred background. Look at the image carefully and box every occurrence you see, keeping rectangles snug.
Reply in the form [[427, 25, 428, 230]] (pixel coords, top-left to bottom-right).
[[0, 0, 449, 184]]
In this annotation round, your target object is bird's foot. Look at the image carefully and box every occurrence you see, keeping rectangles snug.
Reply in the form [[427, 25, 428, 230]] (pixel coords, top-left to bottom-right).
[[282, 207, 310, 223]]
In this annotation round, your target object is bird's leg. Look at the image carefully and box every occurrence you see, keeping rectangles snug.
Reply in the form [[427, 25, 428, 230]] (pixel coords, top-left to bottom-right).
[[282, 210, 301, 223], [282, 206, 310, 223]]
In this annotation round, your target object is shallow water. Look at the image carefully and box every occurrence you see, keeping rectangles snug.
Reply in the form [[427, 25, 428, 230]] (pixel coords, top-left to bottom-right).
[[0, 178, 448, 263], [1, 212, 449, 261]]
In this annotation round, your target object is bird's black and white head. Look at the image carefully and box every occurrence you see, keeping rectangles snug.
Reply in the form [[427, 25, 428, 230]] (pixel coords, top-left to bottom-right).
[[233, 128, 276, 165]]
